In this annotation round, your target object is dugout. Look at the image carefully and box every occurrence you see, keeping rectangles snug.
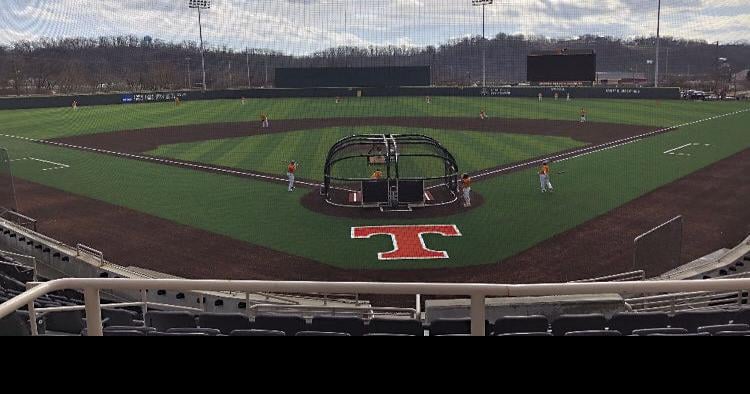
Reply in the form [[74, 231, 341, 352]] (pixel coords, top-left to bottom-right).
[[322, 134, 459, 209]]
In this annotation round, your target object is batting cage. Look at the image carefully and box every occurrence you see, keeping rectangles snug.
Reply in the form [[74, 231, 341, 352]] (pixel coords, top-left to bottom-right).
[[322, 134, 459, 209]]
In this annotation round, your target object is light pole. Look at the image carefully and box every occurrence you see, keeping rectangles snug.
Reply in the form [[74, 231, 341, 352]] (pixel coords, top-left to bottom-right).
[[185, 57, 191, 90], [189, 0, 211, 93], [472, 0, 493, 88], [655, 0, 661, 87], [246, 48, 251, 88]]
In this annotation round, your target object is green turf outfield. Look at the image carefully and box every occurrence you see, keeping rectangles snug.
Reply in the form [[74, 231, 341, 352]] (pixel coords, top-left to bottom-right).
[[1, 97, 748, 140], [0, 99, 747, 270], [146, 126, 586, 180]]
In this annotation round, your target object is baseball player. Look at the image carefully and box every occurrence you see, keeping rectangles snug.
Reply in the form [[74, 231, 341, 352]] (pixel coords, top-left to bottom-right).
[[426, 96, 432, 104], [261, 114, 270, 128], [554, 92, 559, 101], [566, 93, 571, 101], [175, 96, 181, 106], [371, 169, 383, 180], [72, 99, 78, 111], [241, 97, 246, 105], [461, 173, 472, 207], [539, 161, 554, 193], [480, 109, 487, 120], [580, 108, 587, 123], [287, 161, 297, 192], [538, 93, 543, 102]]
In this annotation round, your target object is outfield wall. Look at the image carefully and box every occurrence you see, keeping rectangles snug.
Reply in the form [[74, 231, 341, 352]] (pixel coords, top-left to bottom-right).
[[0, 86, 681, 110]]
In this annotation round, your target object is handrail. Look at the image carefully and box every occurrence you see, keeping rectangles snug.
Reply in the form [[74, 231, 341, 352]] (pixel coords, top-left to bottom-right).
[[4, 278, 750, 336], [76, 244, 104, 266]]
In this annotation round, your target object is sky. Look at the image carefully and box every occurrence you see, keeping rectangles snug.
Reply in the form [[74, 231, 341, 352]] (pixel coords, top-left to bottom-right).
[[0, 0, 747, 55]]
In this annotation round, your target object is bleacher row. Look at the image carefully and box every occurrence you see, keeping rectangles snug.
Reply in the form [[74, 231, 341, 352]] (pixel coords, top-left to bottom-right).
[[4, 306, 750, 336]]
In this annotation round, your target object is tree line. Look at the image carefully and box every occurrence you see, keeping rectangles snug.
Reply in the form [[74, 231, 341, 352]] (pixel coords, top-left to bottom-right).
[[0, 34, 748, 95]]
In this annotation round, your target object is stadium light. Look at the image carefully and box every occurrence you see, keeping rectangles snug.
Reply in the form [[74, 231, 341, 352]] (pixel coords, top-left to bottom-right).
[[655, 0, 661, 87], [472, 0, 493, 88], [189, 0, 211, 93]]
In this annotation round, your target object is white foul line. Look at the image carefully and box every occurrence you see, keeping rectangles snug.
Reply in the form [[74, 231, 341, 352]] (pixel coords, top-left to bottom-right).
[[0, 133, 321, 188], [0, 107, 747, 184], [474, 107, 750, 179], [663, 143, 694, 155]]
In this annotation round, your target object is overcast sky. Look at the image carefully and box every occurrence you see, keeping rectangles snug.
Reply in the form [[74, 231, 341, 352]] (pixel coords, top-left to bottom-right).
[[0, 0, 747, 54]]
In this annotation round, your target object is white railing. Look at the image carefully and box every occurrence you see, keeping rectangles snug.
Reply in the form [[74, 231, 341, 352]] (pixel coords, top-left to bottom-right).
[[569, 270, 646, 283], [76, 244, 104, 267], [3, 278, 750, 336]]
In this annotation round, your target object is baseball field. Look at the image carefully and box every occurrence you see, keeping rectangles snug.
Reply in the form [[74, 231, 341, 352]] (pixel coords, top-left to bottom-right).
[[1, 97, 749, 283]]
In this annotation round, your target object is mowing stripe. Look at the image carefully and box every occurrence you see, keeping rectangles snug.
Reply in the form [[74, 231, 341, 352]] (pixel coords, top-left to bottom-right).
[[0, 107, 747, 188], [0, 132, 322, 188], [472, 107, 750, 179]]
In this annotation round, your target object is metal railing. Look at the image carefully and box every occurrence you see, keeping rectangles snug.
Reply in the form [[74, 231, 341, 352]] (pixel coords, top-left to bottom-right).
[[3, 277, 750, 336], [1, 211, 37, 232], [570, 270, 646, 283], [76, 244, 104, 267]]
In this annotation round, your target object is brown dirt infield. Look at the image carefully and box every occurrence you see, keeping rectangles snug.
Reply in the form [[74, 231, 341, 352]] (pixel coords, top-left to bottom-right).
[[12, 148, 750, 292], [50, 117, 654, 154]]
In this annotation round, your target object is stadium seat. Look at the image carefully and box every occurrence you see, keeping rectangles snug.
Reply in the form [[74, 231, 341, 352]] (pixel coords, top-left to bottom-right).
[[102, 309, 138, 327], [670, 310, 737, 332], [493, 316, 549, 335], [495, 332, 553, 337], [44, 310, 85, 334], [230, 329, 285, 337], [564, 330, 622, 337], [713, 331, 750, 337], [551, 314, 607, 336], [253, 315, 306, 336], [310, 316, 365, 336], [697, 324, 750, 335], [167, 327, 222, 336], [296, 331, 350, 337], [105, 326, 157, 334], [733, 307, 750, 324], [631, 328, 688, 336], [0, 312, 30, 336], [198, 313, 252, 335], [608, 312, 669, 335], [364, 333, 415, 337], [103, 330, 145, 337], [151, 332, 210, 337], [367, 318, 423, 336], [429, 318, 491, 336], [146, 311, 197, 331], [648, 332, 710, 337]]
